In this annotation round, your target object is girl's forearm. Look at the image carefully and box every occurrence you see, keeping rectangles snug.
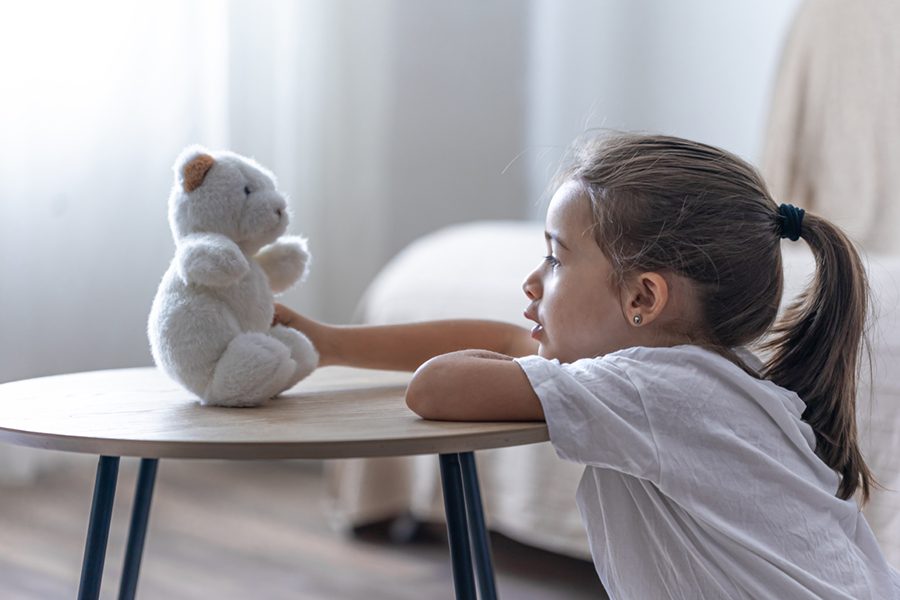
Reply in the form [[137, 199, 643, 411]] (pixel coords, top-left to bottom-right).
[[273, 305, 536, 371], [328, 320, 535, 371]]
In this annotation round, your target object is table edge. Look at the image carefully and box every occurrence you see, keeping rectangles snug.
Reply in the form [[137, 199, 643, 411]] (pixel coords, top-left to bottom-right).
[[0, 424, 550, 460]]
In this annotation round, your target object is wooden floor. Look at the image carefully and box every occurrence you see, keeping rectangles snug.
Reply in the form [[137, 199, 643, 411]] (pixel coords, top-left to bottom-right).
[[0, 457, 607, 599]]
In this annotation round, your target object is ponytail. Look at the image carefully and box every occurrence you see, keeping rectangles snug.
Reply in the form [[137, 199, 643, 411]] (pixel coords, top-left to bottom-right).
[[761, 213, 874, 503]]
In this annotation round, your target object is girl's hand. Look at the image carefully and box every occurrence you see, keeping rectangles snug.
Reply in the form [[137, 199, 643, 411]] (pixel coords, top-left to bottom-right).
[[273, 303, 303, 329], [272, 303, 338, 366]]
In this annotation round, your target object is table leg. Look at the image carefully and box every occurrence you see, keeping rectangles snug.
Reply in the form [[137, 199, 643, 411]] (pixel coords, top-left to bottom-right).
[[118, 458, 159, 600], [459, 452, 498, 600], [78, 455, 120, 600], [440, 453, 477, 599]]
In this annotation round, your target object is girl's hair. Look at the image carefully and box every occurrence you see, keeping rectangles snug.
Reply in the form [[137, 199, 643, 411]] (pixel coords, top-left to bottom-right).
[[560, 132, 873, 503]]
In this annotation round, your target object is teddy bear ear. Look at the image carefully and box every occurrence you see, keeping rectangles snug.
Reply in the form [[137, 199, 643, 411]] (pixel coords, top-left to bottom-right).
[[175, 145, 216, 193]]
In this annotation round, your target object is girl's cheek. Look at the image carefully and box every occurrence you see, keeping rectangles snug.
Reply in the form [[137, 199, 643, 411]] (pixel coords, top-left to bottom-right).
[[541, 279, 559, 303]]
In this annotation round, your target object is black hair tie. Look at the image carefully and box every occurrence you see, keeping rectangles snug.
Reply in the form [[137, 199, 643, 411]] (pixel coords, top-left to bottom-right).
[[778, 203, 805, 241]]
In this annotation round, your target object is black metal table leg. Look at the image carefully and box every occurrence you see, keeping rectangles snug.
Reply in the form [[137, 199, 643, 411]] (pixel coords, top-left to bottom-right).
[[460, 452, 498, 600], [78, 455, 120, 600], [440, 453, 477, 599], [118, 458, 159, 600]]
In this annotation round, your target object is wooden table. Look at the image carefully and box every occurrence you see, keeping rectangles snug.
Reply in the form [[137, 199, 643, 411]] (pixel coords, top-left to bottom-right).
[[0, 366, 549, 599]]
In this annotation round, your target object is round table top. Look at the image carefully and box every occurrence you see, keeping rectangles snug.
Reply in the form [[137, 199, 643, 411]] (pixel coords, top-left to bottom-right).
[[0, 366, 549, 460]]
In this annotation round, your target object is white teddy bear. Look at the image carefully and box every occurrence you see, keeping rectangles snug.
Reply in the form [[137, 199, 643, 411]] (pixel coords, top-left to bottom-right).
[[148, 146, 319, 407]]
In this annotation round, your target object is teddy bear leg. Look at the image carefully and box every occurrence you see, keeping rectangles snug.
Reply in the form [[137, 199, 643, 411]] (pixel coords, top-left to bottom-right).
[[204, 332, 296, 407], [268, 325, 320, 391]]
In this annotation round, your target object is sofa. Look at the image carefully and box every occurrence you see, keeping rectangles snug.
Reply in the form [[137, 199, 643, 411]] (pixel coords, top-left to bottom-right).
[[323, 220, 900, 568]]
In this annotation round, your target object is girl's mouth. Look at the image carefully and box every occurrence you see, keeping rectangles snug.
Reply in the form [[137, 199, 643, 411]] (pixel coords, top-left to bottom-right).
[[523, 308, 543, 340]]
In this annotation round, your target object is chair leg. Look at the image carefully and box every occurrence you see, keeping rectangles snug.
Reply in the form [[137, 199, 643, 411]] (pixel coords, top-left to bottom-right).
[[78, 455, 120, 600], [460, 452, 498, 600], [118, 458, 159, 600], [440, 453, 477, 599]]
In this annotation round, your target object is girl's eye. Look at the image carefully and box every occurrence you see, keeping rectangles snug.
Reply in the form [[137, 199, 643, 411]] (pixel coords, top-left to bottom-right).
[[244, 185, 252, 196], [543, 255, 560, 269]]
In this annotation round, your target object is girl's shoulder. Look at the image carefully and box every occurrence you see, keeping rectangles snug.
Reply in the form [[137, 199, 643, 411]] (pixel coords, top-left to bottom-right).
[[545, 344, 749, 404], [567, 344, 776, 397], [592, 344, 808, 420], [604, 343, 726, 359], [530, 343, 791, 409], [579, 343, 742, 372]]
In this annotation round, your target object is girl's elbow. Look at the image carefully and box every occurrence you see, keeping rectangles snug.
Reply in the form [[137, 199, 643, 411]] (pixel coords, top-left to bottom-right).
[[405, 356, 452, 419], [405, 383, 429, 418]]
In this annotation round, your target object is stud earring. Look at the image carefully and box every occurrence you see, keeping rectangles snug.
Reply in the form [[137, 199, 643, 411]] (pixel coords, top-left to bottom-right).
[[632, 314, 642, 326]]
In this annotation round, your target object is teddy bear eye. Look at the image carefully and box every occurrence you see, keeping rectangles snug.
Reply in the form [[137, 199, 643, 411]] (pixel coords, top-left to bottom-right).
[[244, 185, 252, 196]]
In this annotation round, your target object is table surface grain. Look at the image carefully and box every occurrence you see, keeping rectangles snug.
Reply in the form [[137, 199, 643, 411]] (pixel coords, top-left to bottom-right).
[[0, 366, 549, 459]]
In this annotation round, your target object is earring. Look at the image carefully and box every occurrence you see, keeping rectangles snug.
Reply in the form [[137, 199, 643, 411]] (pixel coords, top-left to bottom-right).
[[632, 314, 642, 326]]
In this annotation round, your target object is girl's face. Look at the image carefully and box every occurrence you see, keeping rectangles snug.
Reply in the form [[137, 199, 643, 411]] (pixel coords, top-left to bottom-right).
[[522, 180, 636, 363]]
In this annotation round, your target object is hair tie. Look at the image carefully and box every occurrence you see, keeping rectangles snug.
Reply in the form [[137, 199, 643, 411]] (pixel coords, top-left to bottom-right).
[[778, 204, 805, 241]]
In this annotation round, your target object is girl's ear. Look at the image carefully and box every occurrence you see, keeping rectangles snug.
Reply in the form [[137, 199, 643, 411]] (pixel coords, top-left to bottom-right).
[[621, 272, 669, 326]]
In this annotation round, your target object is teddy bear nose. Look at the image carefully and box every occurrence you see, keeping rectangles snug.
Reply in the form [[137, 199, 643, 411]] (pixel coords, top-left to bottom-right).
[[275, 208, 283, 219]]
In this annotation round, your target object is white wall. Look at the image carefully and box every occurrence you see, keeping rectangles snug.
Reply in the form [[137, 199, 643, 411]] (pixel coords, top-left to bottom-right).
[[276, 0, 532, 324], [526, 0, 801, 215]]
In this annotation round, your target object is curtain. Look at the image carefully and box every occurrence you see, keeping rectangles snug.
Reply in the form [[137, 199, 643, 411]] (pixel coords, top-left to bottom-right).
[[0, 0, 233, 482]]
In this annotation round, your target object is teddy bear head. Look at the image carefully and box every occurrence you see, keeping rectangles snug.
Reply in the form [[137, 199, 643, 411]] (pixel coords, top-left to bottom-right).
[[168, 145, 290, 254]]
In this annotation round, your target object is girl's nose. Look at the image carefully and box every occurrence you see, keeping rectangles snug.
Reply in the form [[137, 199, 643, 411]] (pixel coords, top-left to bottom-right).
[[523, 269, 541, 300]]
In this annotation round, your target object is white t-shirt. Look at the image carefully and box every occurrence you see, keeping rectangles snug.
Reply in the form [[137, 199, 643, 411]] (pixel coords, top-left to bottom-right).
[[515, 345, 900, 600]]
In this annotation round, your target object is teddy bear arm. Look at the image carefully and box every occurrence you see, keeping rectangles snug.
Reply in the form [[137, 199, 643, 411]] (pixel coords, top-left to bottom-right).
[[176, 234, 250, 287], [255, 236, 310, 294]]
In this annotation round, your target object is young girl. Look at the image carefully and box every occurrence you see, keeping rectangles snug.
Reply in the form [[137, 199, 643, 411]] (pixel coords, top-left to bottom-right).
[[274, 133, 900, 599]]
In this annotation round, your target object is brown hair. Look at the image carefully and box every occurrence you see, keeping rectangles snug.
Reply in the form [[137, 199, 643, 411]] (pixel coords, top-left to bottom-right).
[[561, 132, 874, 503]]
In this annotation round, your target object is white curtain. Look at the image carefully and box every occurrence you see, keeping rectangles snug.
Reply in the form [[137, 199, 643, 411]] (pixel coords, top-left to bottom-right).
[[0, 0, 230, 380], [0, 0, 232, 482]]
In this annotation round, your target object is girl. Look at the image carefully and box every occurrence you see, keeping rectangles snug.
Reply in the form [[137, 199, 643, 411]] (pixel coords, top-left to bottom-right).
[[274, 133, 900, 599]]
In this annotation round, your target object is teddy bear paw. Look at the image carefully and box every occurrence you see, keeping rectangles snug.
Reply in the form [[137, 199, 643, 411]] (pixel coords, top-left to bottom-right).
[[203, 332, 298, 407], [269, 325, 319, 389]]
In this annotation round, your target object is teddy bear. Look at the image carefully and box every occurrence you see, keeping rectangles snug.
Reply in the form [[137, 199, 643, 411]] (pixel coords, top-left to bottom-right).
[[148, 145, 319, 407]]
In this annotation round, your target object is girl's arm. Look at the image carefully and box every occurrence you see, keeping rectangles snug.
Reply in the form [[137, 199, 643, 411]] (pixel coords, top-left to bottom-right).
[[406, 350, 545, 421], [273, 304, 544, 421], [273, 303, 538, 371]]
